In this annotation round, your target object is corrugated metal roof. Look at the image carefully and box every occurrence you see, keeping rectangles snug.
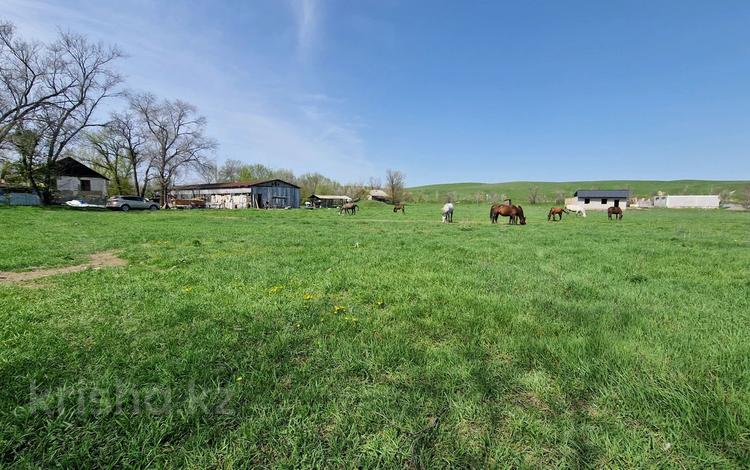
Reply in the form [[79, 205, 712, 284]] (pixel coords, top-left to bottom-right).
[[309, 194, 351, 200], [175, 178, 300, 190], [574, 189, 630, 198]]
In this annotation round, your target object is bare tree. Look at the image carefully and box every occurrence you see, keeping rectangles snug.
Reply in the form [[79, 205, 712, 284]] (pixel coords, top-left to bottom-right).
[[18, 30, 123, 204], [0, 22, 75, 148], [385, 169, 405, 203], [554, 190, 565, 205], [528, 186, 540, 204], [83, 126, 131, 194], [218, 159, 244, 181], [109, 108, 150, 196], [131, 93, 216, 207], [367, 176, 381, 190]]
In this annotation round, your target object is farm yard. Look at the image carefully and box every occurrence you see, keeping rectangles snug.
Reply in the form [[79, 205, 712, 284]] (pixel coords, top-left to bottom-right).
[[0, 203, 749, 467]]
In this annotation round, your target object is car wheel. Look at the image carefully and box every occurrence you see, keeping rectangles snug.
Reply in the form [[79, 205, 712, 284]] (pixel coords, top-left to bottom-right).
[[149, 205, 158, 211], [120, 204, 130, 212]]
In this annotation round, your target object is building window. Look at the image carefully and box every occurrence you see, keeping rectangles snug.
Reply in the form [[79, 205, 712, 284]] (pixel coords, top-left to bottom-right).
[[584, 198, 590, 204], [80, 180, 91, 192], [601, 198, 607, 204]]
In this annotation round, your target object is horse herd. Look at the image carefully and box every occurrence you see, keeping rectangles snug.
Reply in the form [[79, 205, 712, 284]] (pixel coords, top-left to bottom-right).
[[339, 201, 624, 222]]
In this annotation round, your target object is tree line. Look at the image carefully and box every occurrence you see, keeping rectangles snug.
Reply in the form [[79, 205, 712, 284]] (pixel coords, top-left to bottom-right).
[[0, 21, 409, 207], [0, 21, 217, 206]]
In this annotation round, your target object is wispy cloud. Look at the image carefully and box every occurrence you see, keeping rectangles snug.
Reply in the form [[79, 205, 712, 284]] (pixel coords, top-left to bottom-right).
[[289, 0, 320, 60]]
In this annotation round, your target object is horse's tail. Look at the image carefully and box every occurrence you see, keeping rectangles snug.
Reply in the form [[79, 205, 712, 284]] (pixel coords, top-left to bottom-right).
[[547, 208, 552, 220]]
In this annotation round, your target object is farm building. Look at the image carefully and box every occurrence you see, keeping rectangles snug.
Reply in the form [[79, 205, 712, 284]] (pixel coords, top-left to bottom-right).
[[174, 179, 300, 209], [566, 189, 630, 210], [308, 194, 352, 208], [653, 195, 719, 209], [368, 189, 389, 202], [54, 157, 109, 204]]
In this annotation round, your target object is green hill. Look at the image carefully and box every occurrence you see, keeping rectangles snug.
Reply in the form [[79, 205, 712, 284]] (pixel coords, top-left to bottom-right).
[[408, 180, 749, 203]]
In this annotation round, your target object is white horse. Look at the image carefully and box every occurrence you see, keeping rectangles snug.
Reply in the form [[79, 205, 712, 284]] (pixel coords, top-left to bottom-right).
[[441, 203, 454, 223], [566, 204, 586, 217]]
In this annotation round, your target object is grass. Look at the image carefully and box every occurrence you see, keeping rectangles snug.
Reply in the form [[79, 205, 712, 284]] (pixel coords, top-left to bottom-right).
[[408, 179, 750, 203], [1, 202, 749, 467]]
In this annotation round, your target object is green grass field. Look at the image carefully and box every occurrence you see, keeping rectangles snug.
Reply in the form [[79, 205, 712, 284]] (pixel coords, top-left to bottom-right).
[[1, 203, 749, 467], [409, 179, 750, 203]]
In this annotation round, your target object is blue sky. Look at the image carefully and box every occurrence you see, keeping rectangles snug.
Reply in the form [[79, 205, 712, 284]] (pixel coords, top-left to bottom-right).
[[2, 0, 749, 185]]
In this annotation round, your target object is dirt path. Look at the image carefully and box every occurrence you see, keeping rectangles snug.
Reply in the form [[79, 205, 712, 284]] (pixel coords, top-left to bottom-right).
[[0, 251, 127, 284]]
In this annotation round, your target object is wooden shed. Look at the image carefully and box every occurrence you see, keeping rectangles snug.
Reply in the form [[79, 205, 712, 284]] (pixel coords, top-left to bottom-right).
[[174, 179, 300, 209], [308, 194, 352, 208]]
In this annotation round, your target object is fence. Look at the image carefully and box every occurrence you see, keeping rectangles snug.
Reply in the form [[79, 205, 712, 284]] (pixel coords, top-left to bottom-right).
[[0, 192, 41, 206]]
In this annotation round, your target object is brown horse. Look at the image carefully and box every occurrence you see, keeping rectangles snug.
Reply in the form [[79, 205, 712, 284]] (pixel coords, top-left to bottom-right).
[[547, 207, 569, 221], [608, 206, 623, 220], [339, 203, 358, 215], [490, 203, 526, 225], [393, 203, 405, 214]]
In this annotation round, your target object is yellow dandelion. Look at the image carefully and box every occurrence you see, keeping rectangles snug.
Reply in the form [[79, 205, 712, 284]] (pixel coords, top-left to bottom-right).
[[333, 305, 347, 313], [268, 285, 284, 294], [182, 286, 193, 293], [303, 293, 316, 300]]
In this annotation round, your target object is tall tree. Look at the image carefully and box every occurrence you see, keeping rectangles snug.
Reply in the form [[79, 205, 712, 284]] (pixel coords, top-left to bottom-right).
[[385, 169, 405, 203], [83, 127, 132, 194], [131, 93, 216, 207], [27, 30, 123, 203], [109, 108, 150, 196], [0, 22, 74, 148]]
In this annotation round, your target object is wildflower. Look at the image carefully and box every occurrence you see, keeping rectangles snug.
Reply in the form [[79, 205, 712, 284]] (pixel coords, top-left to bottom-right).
[[333, 305, 347, 313], [303, 293, 316, 300], [182, 286, 193, 293], [268, 285, 284, 294]]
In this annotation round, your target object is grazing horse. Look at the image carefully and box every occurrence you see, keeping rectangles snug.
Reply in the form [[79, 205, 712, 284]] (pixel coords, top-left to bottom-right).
[[547, 207, 569, 221], [608, 206, 623, 220], [490, 203, 526, 225], [566, 204, 586, 217], [441, 203, 454, 223], [393, 203, 405, 214], [339, 203, 358, 215]]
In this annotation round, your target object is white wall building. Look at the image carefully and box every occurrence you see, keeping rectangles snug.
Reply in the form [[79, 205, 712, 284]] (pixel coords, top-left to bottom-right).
[[653, 195, 719, 209], [54, 157, 109, 203], [567, 189, 630, 211]]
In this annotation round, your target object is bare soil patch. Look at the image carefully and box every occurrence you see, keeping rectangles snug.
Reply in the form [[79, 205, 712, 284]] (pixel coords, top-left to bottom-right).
[[0, 251, 126, 285]]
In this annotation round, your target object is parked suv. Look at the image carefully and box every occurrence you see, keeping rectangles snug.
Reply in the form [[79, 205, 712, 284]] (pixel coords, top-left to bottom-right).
[[106, 196, 159, 211]]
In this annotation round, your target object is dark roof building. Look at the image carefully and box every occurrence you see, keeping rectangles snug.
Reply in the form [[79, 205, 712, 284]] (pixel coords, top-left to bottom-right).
[[55, 157, 109, 180], [573, 189, 630, 199], [174, 179, 300, 209], [571, 189, 630, 210]]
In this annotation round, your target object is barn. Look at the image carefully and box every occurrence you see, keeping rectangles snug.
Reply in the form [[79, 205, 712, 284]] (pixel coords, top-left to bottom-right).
[[174, 179, 300, 209], [653, 195, 719, 209], [54, 157, 109, 204], [567, 189, 630, 210], [308, 194, 352, 208]]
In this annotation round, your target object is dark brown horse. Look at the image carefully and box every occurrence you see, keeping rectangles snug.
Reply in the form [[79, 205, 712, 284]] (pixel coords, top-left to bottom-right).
[[393, 203, 405, 214], [547, 207, 569, 221], [608, 206, 623, 220], [339, 203, 358, 215], [490, 203, 526, 225]]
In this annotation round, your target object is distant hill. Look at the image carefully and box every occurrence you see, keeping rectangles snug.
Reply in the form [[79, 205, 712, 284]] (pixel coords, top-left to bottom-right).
[[407, 180, 749, 203]]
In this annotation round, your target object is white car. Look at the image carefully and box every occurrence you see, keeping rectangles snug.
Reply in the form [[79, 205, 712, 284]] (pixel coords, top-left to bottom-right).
[[106, 195, 159, 211]]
